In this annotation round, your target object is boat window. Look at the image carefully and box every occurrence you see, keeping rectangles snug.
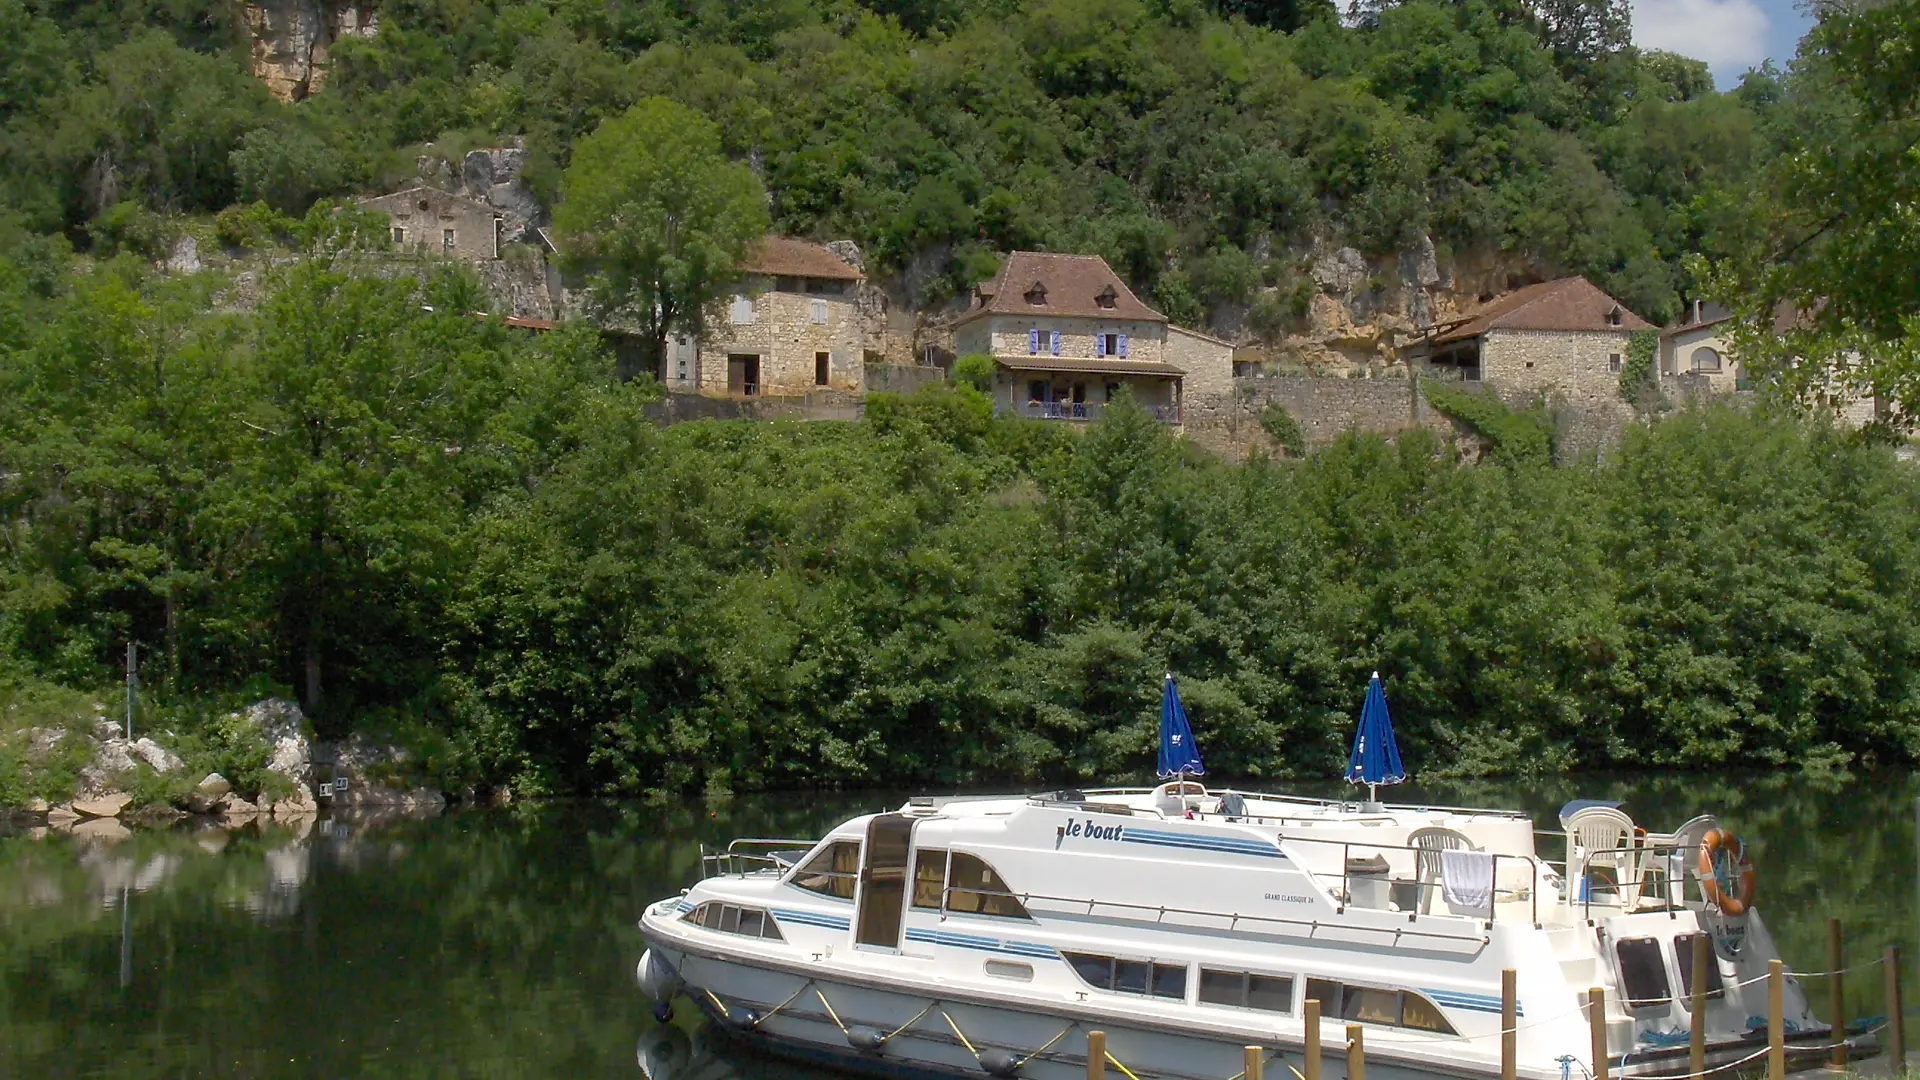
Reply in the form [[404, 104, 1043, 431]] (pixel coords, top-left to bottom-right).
[[1615, 937, 1672, 1006], [912, 848, 948, 909], [985, 960, 1034, 981], [681, 902, 785, 941], [1306, 978, 1344, 1014], [1305, 978, 1455, 1034], [1198, 968, 1294, 1014], [1675, 933, 1725, 1000], [944, 853, 1030, 919], [1063, 953, 1186, 1000], [791, 840, 860, 900]]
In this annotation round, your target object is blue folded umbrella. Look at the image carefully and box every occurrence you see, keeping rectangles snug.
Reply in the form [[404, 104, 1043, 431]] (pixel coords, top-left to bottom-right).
[[1346, 672, 1405, 800], [1158, 674, 1205, 779]]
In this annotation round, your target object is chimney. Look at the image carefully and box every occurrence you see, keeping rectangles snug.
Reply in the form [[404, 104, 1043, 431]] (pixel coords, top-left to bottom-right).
[[1692, 299, 1702, 324]]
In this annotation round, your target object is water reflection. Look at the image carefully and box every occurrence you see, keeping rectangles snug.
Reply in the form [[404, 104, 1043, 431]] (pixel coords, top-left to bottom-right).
[[0, 775, 1912, 1080]]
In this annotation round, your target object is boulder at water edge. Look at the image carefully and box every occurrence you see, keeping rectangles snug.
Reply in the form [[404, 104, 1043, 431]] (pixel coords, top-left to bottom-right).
[[72, 793, 131, 818], [46, 804, 79, 828], [130, 737, 184, 774]]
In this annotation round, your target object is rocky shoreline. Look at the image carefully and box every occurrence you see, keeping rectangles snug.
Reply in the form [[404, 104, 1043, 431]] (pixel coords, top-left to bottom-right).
[[5, 698, 450, 836]]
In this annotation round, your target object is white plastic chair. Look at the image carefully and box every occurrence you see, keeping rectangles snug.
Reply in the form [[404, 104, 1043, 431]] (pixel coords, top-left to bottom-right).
[[1153, 780, 1207, 818], [1407, 826, 1477, 914], [1565, 806, 1639, 909]]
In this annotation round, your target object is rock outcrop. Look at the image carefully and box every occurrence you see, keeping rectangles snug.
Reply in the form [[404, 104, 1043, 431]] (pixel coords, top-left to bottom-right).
[[241, 0, 380, 103]]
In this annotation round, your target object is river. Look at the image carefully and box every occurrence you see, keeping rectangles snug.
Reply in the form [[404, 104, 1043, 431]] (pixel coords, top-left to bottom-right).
[[0, 772, 1911, 1079]]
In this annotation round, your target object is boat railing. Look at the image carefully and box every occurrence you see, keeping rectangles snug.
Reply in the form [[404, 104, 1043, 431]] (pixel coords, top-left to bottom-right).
[[937, 883, 1494, 947], [1572, 841, 1701, 922], [1272, 832, 1542, 930], [700, 837, 820, 881], [1060, 787, 1532, 821]]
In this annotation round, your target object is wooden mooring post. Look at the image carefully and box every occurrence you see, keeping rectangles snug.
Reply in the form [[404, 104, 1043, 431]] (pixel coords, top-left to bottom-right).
[[1690, 933, 1709, 1080], [1828, 918, 1848, 1070], [1501, 968, 1517, 1080], [1887, 946, 1907, 1070], [1087, 1030, 1106, 1080], [1769, 959, 1787, 1080], [1348, 1024, 1366, 1080], [1589, 986, 1610, 1080], [1245, 1046, 1265, 1080], [1305, 998, 1323, 1080]]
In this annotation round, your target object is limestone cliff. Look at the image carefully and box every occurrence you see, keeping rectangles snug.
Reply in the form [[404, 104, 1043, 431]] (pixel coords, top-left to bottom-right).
[[240, 0, 378, 102]]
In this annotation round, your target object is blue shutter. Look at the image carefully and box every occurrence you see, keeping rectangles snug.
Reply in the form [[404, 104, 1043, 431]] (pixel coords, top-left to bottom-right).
[[1051, 330, 1061, 356], [1096, 333, 1105, 358], [1119, 334, 1129, 358], [1029, 328, 1039, 355]]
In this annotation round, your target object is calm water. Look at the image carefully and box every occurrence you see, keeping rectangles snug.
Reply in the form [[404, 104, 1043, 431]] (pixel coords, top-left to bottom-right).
[[0, 773, 1912, 1080]]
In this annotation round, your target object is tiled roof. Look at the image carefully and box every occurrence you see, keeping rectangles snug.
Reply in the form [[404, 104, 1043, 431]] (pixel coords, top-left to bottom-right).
[[1433, 277, 1650, 344], [992, 356, 1186, 377], [961, 252, 1165, 324], [738, 236, 863, 281]]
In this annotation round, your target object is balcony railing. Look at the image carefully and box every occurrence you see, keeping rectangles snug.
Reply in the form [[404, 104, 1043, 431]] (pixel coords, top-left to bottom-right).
[[1018, 402, 1182, 425]]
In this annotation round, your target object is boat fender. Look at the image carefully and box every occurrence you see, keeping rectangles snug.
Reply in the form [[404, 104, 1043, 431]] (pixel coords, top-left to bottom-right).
[[723, 1005, 760, 1030], [652, 1001, 674, 1024], [977, 1049, 1022, 1077], [845, 1026, 887, 1053], [637, 949, 680, 1002], [1698, 828, 1756, 916]]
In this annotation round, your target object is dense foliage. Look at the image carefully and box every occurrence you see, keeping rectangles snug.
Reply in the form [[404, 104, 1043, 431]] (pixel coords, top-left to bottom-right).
[[4, 259, 1918, 797], [0, 0, 1780, 327]]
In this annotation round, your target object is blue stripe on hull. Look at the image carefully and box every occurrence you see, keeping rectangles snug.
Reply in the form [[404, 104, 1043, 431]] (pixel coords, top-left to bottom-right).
[[1119, 827, 1288, 860], [1422, 988, 1523, 1016], [771, 908, 852, 931], [903, 927, 1061, 960]]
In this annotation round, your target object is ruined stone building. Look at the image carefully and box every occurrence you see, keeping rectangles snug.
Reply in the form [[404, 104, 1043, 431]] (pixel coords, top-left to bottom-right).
[[678, 237, 883, 398], [360, 187, 502, 261], [952, 252, 1233, 426]]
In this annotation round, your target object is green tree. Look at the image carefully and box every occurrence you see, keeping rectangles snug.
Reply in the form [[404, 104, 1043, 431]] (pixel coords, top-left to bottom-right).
[[554, 97, 769, 379]]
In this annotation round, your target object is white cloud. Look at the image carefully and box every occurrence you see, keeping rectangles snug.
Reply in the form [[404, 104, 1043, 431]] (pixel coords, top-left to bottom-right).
[[1631, 0, 1772, 78]]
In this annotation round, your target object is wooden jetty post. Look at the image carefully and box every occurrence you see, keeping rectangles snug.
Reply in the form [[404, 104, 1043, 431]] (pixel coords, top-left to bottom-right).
[[1589, 987, 1610, 1080], [1348, 1024, 1366, 1080], [1501, 968, 1518, 1080], [1245, 1046, 1265, 1080], [1305, 998, 1323, 1080], [1769, 959, 1786, 1080], [1690, 933, 1709, 1080], [1828, 918, 1847, 1069], [1887, 946, 1906, 1069], [1088, 1030, 1106, 1080]]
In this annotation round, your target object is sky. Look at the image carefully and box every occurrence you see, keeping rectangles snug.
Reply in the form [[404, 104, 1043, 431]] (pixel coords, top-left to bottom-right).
[[1630, 0, 1813, 87]]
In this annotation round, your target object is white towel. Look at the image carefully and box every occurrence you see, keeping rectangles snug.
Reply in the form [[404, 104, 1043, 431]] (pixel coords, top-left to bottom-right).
[[1441, 849, 1495, 916]]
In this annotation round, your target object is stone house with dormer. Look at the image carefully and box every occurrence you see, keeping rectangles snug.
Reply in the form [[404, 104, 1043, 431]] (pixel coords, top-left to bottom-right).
[[1410, 276, 1652, 410], [953, 252, 1233, 426]]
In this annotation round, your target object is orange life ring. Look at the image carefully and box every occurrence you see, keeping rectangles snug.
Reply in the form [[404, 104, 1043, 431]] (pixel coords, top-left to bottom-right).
[[1698, 828, 1757, 915]]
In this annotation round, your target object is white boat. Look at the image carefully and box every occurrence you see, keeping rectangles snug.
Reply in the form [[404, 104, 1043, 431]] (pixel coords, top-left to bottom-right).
[[637, 783, 1855, 1080]]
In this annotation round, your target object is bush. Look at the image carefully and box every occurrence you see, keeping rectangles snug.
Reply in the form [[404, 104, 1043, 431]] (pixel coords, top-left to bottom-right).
[[214, 201, 296, 252], [88, 202, 174, 259], [1259, 402, 1307, 456], [1422, 383, 1555, 467]]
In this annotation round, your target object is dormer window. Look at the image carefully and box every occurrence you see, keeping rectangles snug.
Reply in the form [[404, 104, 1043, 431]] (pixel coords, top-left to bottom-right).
[[1607, 306, 1622, 327], [1024, 281, 1048, 306], [1096, 284, 1117, 309]]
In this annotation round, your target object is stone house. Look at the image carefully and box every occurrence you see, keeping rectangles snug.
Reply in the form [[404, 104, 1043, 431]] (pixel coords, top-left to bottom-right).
[[1411, 276, 1651, 410], [359, 186, 501, 261], [953, 252, 1231, 425], [684, 237, 876, 397]]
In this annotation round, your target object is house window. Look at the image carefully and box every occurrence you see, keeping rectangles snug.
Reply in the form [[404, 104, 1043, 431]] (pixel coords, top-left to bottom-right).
[[1096, 284, 1117, 309], [731, 295, 755, 325], [1691, 347, 1722, 372], [1024, 281, 1047, 306], [790, 840, 859, 899], [1608, 353, 1623, 374], [1104, 382, 1120, 402], [443, 228, 455, 254], [1100, 333, 1119, 357], [391, 227, 405, 246], [777, 276, 805, 293], [811, 299, 829, 324], [1029, 380, 1048, 403], [1607, 307, 1623, 327], [815, 351, 830, 386], [676, 356, 688, 382]]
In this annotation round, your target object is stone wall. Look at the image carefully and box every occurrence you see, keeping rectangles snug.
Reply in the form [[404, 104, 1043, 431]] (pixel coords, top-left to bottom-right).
[[1480, 329, 1633, 413], [864, 364, 948, 396], [360, 188, 500, 262], [1184, 375, 1455, 459], [644, 389, 863, 425], [963, 315, 1168, 364]]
